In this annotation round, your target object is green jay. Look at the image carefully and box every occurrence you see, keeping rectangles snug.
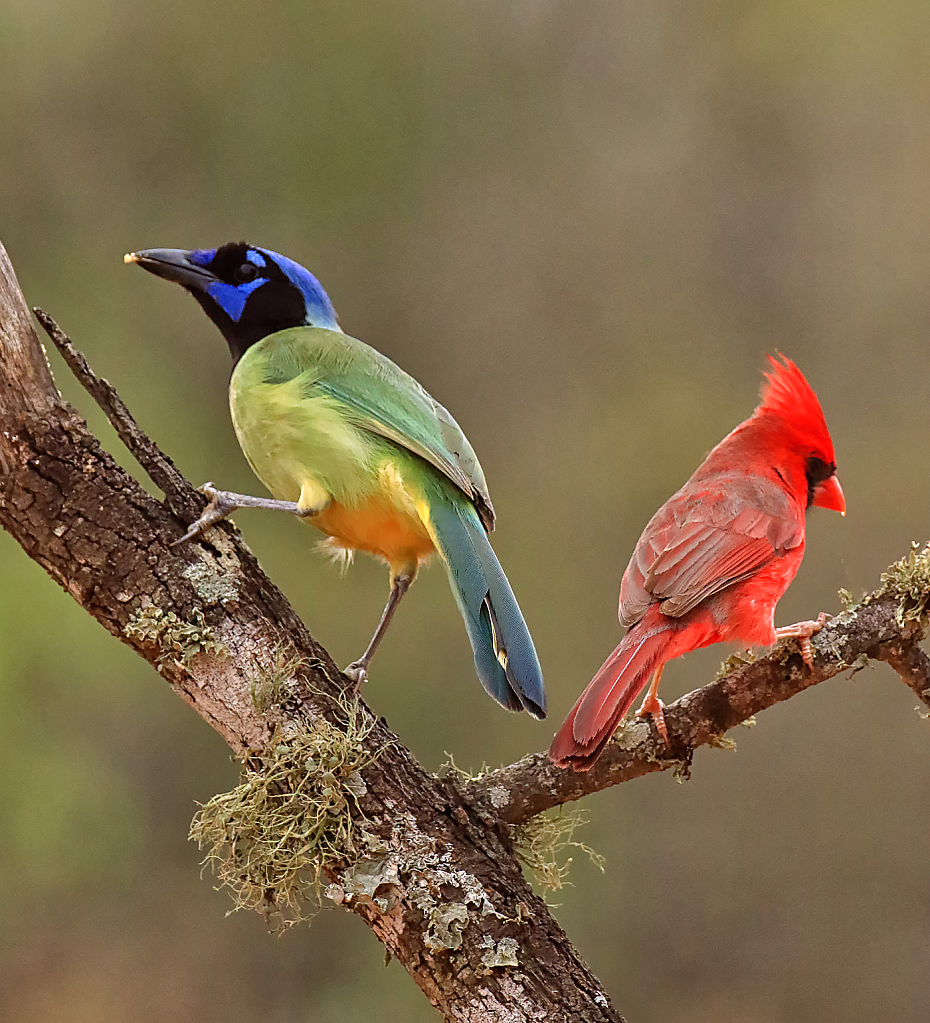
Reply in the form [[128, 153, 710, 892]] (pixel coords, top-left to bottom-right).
[[127, 242, 546, 717]]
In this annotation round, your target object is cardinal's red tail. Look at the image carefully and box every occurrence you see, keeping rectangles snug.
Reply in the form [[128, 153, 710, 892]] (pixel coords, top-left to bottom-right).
[[549, 626, 673, 771]]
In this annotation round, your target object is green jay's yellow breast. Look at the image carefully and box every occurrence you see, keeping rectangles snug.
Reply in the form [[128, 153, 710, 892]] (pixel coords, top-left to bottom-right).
[[230, 360, 435, 572]]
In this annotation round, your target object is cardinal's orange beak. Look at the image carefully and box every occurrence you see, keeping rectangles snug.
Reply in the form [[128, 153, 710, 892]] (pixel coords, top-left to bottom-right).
[[812, 474, 846, 516]]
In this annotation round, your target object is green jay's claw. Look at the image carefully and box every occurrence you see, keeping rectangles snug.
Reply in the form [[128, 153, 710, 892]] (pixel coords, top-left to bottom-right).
[[172, 482, 237, 546], [343, 661, 369, 689]]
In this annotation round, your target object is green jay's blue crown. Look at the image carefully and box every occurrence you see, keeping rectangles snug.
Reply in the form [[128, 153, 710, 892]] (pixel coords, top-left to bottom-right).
[[127, 242, 340, 364]]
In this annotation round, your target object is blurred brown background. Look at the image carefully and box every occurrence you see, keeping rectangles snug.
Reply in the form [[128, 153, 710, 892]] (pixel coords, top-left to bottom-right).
[[1, 2, 929, 1020]]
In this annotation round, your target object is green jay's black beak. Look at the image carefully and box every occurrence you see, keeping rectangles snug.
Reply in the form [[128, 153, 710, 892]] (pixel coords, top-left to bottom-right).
[[124, 248, 217, 291]]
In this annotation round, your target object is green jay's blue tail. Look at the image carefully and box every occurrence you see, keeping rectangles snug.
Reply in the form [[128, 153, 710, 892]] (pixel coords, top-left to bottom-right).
[[426, 498, 546, 718]]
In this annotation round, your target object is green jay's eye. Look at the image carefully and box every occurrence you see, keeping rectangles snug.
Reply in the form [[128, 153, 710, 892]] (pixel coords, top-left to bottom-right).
[[235, 262, 258, 283]]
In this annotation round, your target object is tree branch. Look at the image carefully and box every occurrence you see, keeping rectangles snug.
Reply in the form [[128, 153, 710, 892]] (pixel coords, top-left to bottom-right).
[[469, 591, 929, 826], [0, 241, 624, 1023], [33, 307, 202, 521], [873, 636, 930, 710]]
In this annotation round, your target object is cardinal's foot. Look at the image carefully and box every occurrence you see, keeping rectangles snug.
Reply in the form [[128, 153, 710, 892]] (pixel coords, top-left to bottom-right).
[[775, 611, 830, 668], [635, 690, 669, 746]]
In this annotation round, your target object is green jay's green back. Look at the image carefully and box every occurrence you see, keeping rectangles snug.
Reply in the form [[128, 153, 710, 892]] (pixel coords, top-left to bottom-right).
[[230, 325, 493, 533], [127, 242, 545, 717]]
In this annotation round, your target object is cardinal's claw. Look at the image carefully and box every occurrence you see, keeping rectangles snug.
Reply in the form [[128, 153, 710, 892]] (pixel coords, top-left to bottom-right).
[[775, 612, 830, 668], [636, 691, 669, 746]]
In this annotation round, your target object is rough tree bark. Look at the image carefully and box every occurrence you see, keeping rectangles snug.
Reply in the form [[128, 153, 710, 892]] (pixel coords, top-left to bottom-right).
[[1, 240, 927, 1021]]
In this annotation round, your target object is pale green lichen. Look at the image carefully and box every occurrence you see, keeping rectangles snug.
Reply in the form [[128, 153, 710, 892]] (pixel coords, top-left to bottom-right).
[[335, 810, 503, 953], [512, 806, 605, 893], [183, 559, 240, 605], [716, 648, 757, 680], [334, 833, 395, 911], [407, 854, 500, 952], [642, 738, 683, 768], [487, 785, 511, 810], [439, 752, 490, 784], [189, 694, 380, 932], [815, 614, 854, 664], [673, 750, 695, 783], [876, 541, 930, 626], [423, 903, 470, 951], [251, 643, 308, 713], [124, 604, 227, 669], [848, 652, 870, 674], [838, 543, 930, 624], [707, 733, 738, 752], [479, 935, 520, 971]]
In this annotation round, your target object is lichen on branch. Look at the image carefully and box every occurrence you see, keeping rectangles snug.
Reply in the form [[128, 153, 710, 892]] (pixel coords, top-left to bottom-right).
[[874, 540, 930, 625], [189, 693, 381, 932], [512, 806, 605, 894], [125, 603, 228, 669]]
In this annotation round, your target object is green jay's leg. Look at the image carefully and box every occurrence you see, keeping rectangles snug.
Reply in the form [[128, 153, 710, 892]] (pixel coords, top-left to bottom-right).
[[174, 482, 326, 545], [344, 571, 415, 687]]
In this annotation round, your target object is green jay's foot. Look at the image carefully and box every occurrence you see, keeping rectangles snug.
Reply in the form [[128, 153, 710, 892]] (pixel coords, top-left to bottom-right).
[[173, 482, 307, 546], [173, 482, 235, 545], [343, 661, 370, 689]]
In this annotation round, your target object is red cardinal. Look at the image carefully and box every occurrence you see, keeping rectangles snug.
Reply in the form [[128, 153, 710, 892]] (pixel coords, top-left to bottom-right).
[[550, 355, 845, 770]]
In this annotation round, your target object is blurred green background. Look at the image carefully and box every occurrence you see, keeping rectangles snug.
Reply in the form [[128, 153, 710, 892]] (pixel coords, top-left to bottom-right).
[[1, 1, 929, 1020]]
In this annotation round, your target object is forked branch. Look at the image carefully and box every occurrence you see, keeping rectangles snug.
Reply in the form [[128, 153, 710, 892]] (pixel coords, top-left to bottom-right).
[[3, 240, 928, 1021], [467, 587, 930, 825], [0, 242, 624, 1023]]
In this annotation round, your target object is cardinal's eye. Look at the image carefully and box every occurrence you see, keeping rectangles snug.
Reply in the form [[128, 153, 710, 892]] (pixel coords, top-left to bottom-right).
[[234, 262, 259, 284], [805, 456, 834, 487]]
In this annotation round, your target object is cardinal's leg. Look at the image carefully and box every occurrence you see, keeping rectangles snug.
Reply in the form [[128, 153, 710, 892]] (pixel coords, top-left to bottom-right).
[[775, 611, 830, 667], [635, 665, 669, 746]]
